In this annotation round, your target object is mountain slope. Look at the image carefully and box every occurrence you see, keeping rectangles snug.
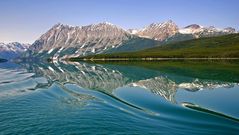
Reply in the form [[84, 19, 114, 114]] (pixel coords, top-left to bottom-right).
[[26, 22, 159, 59], [0, 42, 30, 59], [74, 34, 239, 59]]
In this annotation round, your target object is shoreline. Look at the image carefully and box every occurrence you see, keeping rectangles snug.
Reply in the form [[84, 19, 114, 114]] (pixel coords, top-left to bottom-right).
[[69, 57, 239, 61]]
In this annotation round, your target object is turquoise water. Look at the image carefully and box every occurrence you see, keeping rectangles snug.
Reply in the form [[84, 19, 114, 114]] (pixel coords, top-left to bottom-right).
[[0, 61, 239, 134]]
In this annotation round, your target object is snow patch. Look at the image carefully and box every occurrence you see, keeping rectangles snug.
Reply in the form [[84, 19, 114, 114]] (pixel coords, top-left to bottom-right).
[[92, 66, 96, 71], [80, 43, 86, 49], [48, 48, 54, 54], [65, 32, 71, 44], [57, 47, 64, 53], [75, 50, 79, 54], [131, 83, 147, 89], [91, 48, 95, 53], [81, 71, 86, 75], [58, 67, 64, 73], [178, 83, 203, 90], [131, 30, 138, 34], [103, 46, 108, 50]]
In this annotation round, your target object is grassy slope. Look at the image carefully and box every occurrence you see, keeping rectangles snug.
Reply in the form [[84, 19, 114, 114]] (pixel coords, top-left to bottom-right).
[[72, 34, 239, 59]]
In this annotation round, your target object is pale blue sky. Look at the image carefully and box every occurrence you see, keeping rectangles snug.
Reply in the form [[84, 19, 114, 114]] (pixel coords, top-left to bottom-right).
[[0, 0, 238, 43]]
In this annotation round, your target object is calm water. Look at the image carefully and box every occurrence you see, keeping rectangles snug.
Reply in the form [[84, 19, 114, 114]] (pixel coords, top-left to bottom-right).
[[0, 60, 239, 134]]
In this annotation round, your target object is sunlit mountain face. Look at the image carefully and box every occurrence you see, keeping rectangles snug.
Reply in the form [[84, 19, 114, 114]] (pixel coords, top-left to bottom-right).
[[0, 60, 239, 134]]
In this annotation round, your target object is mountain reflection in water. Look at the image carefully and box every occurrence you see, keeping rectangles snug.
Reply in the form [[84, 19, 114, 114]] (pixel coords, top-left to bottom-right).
[[0, 60, 239, 134]]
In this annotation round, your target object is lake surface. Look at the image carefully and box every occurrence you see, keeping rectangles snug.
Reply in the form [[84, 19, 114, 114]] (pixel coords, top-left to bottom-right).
[[0, 60, 239, 134]]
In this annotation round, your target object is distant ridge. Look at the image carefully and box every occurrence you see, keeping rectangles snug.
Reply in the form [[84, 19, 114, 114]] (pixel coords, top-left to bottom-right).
[[0, 42, 30, 59]]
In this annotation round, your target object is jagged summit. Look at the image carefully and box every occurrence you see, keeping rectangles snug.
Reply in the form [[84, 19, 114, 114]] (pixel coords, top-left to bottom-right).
[[133, 20, 179, 41]]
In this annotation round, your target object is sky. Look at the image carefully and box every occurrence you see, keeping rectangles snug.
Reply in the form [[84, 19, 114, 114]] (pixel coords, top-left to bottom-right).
[[0, 0, 238, 43]]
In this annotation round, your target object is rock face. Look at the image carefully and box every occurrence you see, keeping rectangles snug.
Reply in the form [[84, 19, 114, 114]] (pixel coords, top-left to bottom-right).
[[0, 42, 30, 59], [132, 20, 179, 41], [28, 22, 159, 59]]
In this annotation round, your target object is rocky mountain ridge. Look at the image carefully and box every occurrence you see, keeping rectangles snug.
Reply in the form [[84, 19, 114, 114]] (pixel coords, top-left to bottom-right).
[[27, 22, 159, 59]]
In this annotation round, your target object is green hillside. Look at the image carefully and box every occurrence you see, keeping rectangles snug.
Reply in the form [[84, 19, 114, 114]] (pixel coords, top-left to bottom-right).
[[71, 34, 239, 60]]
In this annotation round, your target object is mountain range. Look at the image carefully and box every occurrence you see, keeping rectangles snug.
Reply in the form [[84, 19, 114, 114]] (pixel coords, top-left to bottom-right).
[[0, 20, 237, 60]]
